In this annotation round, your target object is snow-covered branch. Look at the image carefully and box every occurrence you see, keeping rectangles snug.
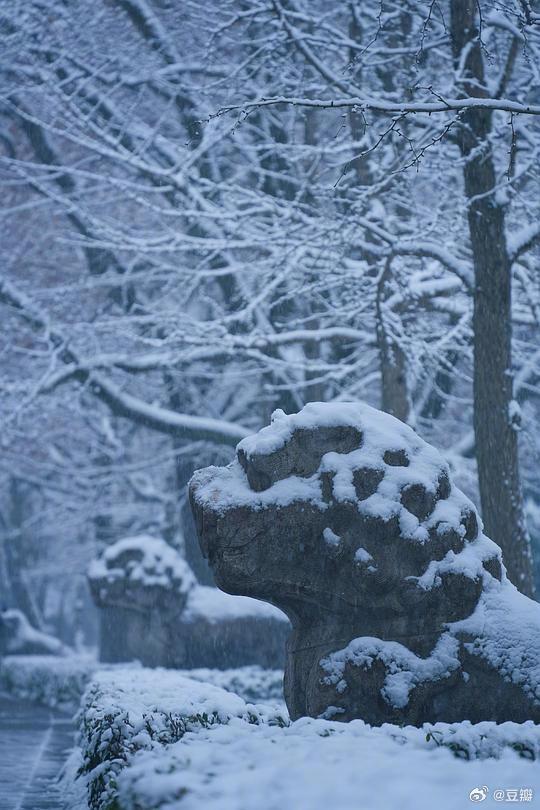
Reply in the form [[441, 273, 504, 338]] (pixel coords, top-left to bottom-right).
[[508, 222, 540, 263], [217, 95, 540, 118], [0, 277, 248, 447]]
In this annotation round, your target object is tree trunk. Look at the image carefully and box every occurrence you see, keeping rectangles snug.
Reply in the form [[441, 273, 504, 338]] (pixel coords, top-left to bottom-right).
[[349, 8, 412, 423], [1, 478, 44, 627], [376, 261, 410, 423], [450, 0, 535, 596]]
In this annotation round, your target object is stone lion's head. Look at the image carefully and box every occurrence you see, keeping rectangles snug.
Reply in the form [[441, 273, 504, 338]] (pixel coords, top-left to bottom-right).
[[189, 402, 501, 647]]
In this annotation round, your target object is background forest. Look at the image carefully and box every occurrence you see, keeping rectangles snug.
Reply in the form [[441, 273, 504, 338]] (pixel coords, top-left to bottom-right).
[[1, 0, 540, 647]]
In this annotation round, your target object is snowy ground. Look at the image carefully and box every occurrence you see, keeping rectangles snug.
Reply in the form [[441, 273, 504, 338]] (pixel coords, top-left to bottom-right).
[[0, 694, 76, 810], [77, 666, 540, 810]]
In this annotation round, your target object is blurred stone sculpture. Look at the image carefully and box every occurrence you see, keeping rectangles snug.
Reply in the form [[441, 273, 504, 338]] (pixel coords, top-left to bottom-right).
[[0, 608, 70, 657], [190, 402, 540, 724], [88, 535, 288, 669]]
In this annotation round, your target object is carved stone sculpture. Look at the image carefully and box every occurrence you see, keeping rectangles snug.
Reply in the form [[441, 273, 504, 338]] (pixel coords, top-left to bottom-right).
[[88, 535, 288, 669], [0, 609, 70, 657], [189, 402, 540, 724]]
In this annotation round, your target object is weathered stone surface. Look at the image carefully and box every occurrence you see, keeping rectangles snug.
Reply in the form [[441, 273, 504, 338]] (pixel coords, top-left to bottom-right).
[[88, 535, 289, 669], [190, 402, 540, 725], [400, 482, 437, 520], [352, 467, 384, 500], [238, 424, 363, 492], [383, 448, 410, 467]]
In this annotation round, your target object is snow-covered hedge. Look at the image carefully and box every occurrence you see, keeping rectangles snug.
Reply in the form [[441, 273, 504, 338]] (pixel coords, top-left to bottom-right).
[[0, 654, 96, 712], [0, 649, 283, 716], [175, 665, 284, 705], [77, 667, 540, 810], [78, 668, 287, 810], [117, 718, 540, 810]]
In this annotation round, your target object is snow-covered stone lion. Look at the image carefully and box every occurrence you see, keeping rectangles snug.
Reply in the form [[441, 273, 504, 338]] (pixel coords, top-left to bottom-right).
[[88, 535, 288, 669], [190, 402, 540, 724]]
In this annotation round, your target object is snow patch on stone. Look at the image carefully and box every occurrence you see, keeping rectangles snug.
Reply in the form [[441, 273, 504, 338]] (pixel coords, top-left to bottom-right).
[[451, 580, 540, 703], [87, 534, 196, 594], [354, 547, 373, 564], [321, 634, 461, 709], [323, 528, 341, 548], [184, 586, 288, 624]]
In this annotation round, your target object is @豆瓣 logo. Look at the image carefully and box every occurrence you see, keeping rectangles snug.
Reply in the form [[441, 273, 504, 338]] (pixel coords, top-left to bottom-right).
[[469, 786, 489, 803]]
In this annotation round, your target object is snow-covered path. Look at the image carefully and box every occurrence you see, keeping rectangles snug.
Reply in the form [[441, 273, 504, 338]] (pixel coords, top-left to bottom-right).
[[0, 695, 75, 810]]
